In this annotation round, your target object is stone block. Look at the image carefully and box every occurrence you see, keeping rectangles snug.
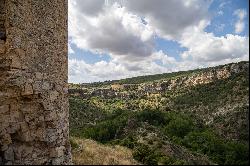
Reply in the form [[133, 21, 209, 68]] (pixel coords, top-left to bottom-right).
[[0, 105, 9, 114], [15, 48, 25, 57], [45, 129, 58, 143], [0, 43, 5, 54], [7, 122, 20, 134], [0, 134, 12, 146], [44, 111, 57, 121], [50, 91, 59, 101], [35, 72, 43, 80], [52, 157, 64, 165], [0, 114, 10, 123], [42, 81, 51, 90], [10, 56, 22, 69], [4, 147, 14, 161], [50, 146, 65, 158], [20, 131, 33, 142], [10, 111, 22, 122], [35, 128, 45, 141], [21, 83, 33, 96], [33, 81, 42, 93], [20, 122, 29, 132]]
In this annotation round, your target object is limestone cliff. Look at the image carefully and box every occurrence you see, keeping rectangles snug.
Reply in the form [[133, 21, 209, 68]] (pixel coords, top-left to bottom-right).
[[69, 61, 249, 100]]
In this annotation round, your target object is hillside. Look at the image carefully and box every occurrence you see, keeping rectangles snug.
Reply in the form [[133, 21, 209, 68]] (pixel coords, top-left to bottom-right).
[[69, 61, 249, 165]]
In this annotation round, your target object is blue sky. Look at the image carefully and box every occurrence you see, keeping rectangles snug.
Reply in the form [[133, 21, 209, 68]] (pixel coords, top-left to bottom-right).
[[206, 0, 249, 36], [68, 0, 249, 83]]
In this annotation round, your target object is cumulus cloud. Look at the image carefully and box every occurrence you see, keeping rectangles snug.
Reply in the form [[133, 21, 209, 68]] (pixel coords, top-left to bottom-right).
[[69, 50, 210, 83], [124, 0, 210, 40], [69, 57, 169, 83], [233, 9, 247, 34], [69, 0, 155, 62], [73, 0, 104, 16], [68, 0, 249, 83], [180, 29, 249, 62]]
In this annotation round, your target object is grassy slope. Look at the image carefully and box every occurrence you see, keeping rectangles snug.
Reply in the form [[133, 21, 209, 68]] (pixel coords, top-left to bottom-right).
[[71, 137, 139, 165]]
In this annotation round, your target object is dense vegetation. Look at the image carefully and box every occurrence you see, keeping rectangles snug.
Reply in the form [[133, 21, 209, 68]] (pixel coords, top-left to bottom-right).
[[70, 103, 249, 165], [69, 61, 249, 165], [170, 70, 249, 142]]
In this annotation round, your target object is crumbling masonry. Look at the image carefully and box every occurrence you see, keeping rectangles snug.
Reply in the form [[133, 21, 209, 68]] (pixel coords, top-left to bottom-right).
[[0, 0, 71, 164]]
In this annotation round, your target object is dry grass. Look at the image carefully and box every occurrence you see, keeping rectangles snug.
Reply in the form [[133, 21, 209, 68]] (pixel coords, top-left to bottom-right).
[[71, 137, 140, 165]]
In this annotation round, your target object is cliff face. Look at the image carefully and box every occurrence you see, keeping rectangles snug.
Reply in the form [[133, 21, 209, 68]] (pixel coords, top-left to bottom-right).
[[69, 62, 249, 99], [0, 0, 71, 165]]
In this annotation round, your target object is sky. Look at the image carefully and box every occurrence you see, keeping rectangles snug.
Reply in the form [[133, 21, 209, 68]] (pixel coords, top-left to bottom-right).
[[68, 0, 249, 83]]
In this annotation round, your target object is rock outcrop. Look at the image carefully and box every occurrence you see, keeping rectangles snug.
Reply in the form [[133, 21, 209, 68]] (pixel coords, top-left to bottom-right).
[[69, 62, 249, 99], [0, 0, 71, 165]]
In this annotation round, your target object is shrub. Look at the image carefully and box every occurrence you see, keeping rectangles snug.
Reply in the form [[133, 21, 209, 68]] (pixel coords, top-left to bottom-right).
[[70, 138, 79, 150], [182, 130, 249, 165], [136, 109, 167, 126], [164, 117, 194, 138], [132, 144, 162, 165]]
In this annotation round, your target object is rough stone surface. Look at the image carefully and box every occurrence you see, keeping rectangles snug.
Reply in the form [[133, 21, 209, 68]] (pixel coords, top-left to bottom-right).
[[0, 0, 6, 41], [0, 0, 71, 165]]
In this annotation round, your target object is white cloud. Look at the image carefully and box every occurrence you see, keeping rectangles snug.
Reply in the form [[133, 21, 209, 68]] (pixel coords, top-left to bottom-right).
[[233, 9, 247, 34], [69, 0, 155, 62], [73, 0, 104, 16], [69, 57, 169, 83], [218, 10, 224, 16], [68, 43, 75, 54], [68, 0, 249, 83], [124, 0, 210, 40], [180, 29, 249, 62], [68, 50, 208, 83], [219, 1, 230, 9]]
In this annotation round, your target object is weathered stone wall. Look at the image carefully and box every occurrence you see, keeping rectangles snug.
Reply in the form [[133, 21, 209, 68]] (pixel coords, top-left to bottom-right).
[[0, 0, 71, 165], [0, 0, 6, 40]]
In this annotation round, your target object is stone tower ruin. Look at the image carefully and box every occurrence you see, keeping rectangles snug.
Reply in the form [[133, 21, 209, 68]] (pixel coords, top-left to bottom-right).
[[0, 0, 71, 164]]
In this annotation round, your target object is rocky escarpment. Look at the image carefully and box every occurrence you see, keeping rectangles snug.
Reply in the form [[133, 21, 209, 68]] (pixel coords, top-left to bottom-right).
[[69, 61, 249, 99]]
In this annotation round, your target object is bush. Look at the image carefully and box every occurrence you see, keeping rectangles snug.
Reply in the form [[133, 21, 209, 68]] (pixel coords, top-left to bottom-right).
[[70, 138, 79, 150], [119, 136, 137, 149], [83, 110, 129, 143], [164, 117, 194, 138], [182, 130, 249, 165], [136, 109, 167, 126], [132, 144, 162, 165], [224, 141, 249, 165]]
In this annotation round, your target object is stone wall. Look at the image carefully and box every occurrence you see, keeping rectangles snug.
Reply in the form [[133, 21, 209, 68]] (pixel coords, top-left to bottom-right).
[[0, 0, 71, 165], [0, 0, 6, 40]]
